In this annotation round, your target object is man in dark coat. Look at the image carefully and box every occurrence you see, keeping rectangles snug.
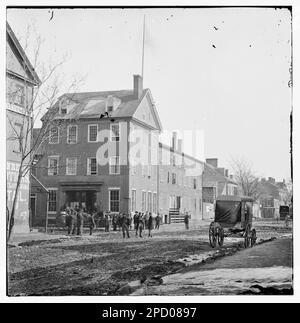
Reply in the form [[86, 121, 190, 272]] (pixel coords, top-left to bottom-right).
[[148, 212, 153, 237], [184, 213, 189, 230], [155, 214, 160, 230], [65, 207, 73, 235], [87, 212, 95, 235], [120, 213, 130, 238], [76, 208, 84, 235], [138, 214, 144, 238]]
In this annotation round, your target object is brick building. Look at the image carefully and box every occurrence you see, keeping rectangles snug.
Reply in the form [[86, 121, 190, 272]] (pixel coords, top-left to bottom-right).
[[31, 75, 204, 226], [6, 22, 41, 233], [158, 139, 203, 224]]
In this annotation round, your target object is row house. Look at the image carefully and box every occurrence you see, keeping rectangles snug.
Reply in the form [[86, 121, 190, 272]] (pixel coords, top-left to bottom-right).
[[6, 22, 41, 233]]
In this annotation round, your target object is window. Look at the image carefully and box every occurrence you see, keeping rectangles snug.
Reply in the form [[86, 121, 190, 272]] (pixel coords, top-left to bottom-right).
[[14, 84, 25, 106], [172, 172, 176, 184], [153, 192, 157, 214], [48, 157, 59, 175], [66, 157, 77, 175], [67, 125, 77, 144], [109, 189, 120, 212], [199, 198, 202, 212], [147, 192, 152, 212], [234, 187, 238, 196], [142, 191, 146, 213], [110, 123, 120, 141], [49, 126, 59, 144], [167, 171, 170, 183], [193, 178, 197, 189], [61, 107, 67, 115], [109, 156, 120, 174], [48, 189, 57, 212], [131, 189, 136, 212], [87, 157, 97, 175], [88, 124, 98, 142]]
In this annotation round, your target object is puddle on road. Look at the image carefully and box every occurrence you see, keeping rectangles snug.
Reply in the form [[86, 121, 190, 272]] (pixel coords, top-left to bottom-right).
[[131, 266, 292, 295]]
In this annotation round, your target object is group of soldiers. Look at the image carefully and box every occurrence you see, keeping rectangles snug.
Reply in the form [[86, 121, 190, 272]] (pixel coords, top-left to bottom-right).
[[63, 207, 162, 238], [64, 207, 96, 236], [111, 211, 161, 239]]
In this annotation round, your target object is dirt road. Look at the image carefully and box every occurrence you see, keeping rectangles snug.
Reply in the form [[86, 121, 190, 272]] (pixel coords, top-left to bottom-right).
[[7, 220, 292, 296]]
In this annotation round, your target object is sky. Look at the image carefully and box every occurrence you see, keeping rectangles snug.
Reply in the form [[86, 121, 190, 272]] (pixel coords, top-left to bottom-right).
[[6, 7, 292, 181]]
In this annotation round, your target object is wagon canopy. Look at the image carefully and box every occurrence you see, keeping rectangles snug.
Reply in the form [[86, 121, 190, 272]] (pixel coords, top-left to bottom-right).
[[214, 195, 254, 224]]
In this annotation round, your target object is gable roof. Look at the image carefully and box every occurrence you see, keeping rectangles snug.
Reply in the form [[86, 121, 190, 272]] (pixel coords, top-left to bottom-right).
[[47, 88, 162, 131], [203, 163, 237, 186], [6, 22, 41, 85]]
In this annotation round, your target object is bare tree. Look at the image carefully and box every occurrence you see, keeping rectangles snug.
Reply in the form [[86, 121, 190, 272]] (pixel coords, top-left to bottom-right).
[[230, 158, 261, 201], [6, 24, 85, 240]]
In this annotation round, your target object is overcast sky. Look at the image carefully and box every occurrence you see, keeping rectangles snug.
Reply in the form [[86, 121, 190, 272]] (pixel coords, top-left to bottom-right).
[[7, 7, 292, 181]]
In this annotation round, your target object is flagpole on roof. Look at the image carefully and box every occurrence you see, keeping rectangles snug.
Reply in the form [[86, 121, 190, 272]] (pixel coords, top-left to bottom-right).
[[141, 14, 146, 79]]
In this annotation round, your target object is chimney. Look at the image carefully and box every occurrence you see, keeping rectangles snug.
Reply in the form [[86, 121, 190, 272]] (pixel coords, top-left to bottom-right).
[[106, 95, 114, 112], [206, 158, 218, 168], [230, 175, 233, 180], [177, 139, 182, 153], [217, 168, 226, 176], [225, 169, 229, 177], [133, 75, 143, 99], [172, 132, 177, 150], [268, 177, 275, 184]]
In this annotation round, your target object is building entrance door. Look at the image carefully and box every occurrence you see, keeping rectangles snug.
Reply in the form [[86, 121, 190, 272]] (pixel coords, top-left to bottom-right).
[[65, 191, 96, 212]]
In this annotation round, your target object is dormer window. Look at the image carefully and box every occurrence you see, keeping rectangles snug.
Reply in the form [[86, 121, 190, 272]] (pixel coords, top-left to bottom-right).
[[60, 107, 67, 115], [107, 105, 113, 112], [59, 97, 69, 115]]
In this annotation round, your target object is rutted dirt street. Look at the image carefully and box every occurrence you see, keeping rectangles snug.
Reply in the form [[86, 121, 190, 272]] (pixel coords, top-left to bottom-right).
[[7, 220, 293, 296]]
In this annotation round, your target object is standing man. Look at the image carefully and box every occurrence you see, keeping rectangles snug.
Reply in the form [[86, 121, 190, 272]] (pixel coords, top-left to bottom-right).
[[184, 213, 189, 230], [155, 213, 160, 230], [148, 212, 153, 237], [87, 212, 95, 235], [71, 208, 77, 235], [121, 213, 130, 239], [138, 214, 144, 238], [65, 207, 73, 235], [77, 208, 84, 235]]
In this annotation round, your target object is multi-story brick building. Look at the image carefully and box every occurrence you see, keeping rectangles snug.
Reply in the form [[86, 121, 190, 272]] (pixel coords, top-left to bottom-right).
[[158, 139, 203, 224], [31, 75, 204, 226], [6, 22, 41, 233]]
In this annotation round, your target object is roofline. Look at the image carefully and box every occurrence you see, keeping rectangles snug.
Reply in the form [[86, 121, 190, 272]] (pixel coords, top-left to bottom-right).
[[6, 69, 38, 86], [7, 21, 41, 86], [204, 162, 238, 185]]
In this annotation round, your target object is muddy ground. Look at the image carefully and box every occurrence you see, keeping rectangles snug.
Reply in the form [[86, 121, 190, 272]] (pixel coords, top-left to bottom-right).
[[7, 220, 292, 296]]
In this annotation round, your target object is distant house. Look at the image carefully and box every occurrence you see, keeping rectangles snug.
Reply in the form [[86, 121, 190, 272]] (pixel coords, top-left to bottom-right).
[[6, 22, 41, 233], [257, 177, 289, 219], [202, 158, 238, 219]]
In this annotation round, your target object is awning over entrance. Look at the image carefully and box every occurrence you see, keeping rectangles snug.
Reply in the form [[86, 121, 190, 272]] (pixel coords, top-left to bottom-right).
[[59, 182, 103, 192]]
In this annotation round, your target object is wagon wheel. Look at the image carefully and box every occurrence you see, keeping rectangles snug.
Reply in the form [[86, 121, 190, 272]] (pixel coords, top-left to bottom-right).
[[250, 228, 257, 247], [209, 222, 217, 248], [244, 224, 251, 248], [217, 227, 224, 247]]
